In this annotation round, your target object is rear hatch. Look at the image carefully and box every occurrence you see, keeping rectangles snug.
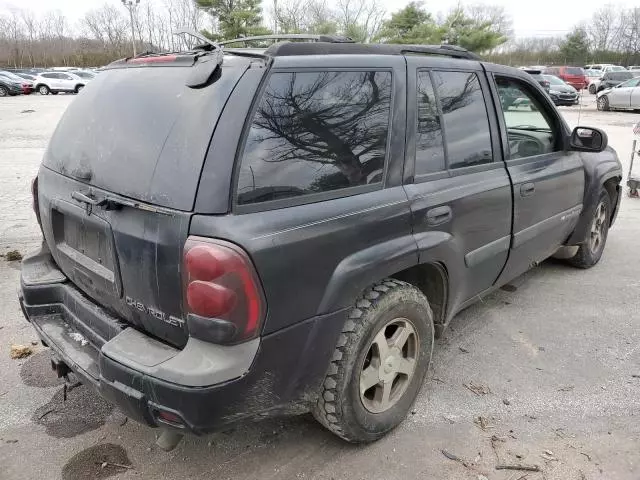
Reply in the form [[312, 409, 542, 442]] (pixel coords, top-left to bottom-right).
[[562, 67, 586, 86], [38, 53, 251, 347]]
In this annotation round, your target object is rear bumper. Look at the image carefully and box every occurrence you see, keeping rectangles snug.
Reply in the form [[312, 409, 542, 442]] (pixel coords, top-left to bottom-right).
[[19, 246, 346, 434]]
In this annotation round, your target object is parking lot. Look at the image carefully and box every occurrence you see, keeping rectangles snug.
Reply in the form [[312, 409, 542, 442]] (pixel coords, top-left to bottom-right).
[[1, 93, 640, 480]]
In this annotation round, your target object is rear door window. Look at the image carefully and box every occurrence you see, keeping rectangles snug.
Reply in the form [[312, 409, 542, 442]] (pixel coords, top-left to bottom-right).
[[236, 71, 392, 206], [431, 71, 493, 169], [415, 71, 445, 175]]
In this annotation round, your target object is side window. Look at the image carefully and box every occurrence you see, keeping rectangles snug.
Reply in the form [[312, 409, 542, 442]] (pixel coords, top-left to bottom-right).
[[42, 73, 54, 79], [237, 71, 392, 206], [432, 71, 493, 169], [416, 71, 445, 175], [495, 76, 560, 160]]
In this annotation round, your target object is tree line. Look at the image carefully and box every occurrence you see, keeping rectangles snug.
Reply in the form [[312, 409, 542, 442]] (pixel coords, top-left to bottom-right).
[[1, 1, 639, 69]]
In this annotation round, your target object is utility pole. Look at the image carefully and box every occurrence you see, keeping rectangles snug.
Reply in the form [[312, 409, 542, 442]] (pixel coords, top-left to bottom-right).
[[122, 0, 140, 57]]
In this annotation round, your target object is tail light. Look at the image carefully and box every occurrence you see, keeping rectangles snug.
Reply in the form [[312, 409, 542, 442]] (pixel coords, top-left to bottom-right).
[[31, 176, 42, 229], [183, 237, 265, 344]]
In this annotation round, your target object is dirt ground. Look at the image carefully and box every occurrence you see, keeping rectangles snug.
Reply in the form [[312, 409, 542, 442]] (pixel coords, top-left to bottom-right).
[[1, 93, 639, 480]]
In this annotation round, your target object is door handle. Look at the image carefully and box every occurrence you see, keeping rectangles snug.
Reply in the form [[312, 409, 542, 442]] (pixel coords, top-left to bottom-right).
[[520, 183, 535, 197], [426, 206, 452, 226]]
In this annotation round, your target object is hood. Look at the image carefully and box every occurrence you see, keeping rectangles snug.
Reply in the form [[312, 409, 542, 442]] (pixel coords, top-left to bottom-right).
[[549, 84, 577, 94]]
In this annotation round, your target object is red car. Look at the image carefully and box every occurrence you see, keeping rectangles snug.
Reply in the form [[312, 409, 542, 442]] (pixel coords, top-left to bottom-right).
[[544, 66, 588, 90]]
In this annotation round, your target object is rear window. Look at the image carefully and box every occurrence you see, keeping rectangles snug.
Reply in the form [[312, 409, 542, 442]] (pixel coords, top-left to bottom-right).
[[608, 72, 634, 81], [565, 67, 584, 75], [236, 71, 392, 206], [44, 61, 247, 211]]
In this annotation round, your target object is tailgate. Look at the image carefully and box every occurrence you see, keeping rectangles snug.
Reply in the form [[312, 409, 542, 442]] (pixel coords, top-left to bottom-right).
[[38, 167, 190, 347]]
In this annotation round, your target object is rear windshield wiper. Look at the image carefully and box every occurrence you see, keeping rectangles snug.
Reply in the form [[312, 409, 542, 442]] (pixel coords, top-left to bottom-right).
[[72, 190, 175, 216]]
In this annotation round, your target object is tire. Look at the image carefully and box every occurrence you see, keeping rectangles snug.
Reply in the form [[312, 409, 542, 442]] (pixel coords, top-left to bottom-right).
[[75, 84, 84, 93], [597, 95, 609, 111], [589, 84, 596, 94], [51, 91, 58, 95], [313, 279, 434, 443], [38, 85, 50, 95], [0, 86, 7, 97], [568, 190, 611, 269]]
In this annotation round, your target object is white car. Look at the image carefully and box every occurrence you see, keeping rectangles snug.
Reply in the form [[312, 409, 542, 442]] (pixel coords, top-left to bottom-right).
[[33, 71, 86, 95], [596, 77, 640, 111]]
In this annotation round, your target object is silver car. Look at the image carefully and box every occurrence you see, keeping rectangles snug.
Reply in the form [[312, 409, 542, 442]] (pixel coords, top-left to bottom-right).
[[596, 77, 640, 111]]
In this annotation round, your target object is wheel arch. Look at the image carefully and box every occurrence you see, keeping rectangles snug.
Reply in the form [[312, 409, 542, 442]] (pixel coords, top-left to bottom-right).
[[316, 234, 453, 336], [566, 156, 622, 246]]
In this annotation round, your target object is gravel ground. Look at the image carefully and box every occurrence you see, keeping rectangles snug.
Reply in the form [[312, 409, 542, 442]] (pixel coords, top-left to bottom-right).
[[1, 93, 639, 480]]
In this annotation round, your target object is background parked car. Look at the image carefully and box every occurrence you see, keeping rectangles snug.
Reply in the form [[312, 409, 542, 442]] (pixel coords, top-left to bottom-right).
[[586, 64, 627, 73], [543, 66, 587, 90], [596, 71, 636, 92], [0, 71, 33, 94], [0, 75, 24, 97], [72, 70, 97, 81], [33, 72, 86, 95], [586, 69, 604, 94], [14, 72, 37, 82], [596, 77, 640, 111], [543, 74, 579, 106], [522, 69, 550, 92]]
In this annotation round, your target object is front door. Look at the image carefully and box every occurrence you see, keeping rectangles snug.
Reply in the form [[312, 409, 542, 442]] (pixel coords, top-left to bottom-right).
[[608, 78, 640, 108], [486, 67, 585, 284], [404, 58, 513, 309]]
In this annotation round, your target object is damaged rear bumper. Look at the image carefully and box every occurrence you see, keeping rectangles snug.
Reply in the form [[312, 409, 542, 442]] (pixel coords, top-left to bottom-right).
[[19, 245, 347, 434]]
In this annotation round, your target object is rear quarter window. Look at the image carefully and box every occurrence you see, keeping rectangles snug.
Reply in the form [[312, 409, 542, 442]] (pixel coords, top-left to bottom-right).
[[236, 70, 392, 206]]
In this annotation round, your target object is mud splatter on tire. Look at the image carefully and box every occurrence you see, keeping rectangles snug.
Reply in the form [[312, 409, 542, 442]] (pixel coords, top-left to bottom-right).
[[62, 444, 131, 480], [20, 350, 65, 388], [32, 384, 114, 438]]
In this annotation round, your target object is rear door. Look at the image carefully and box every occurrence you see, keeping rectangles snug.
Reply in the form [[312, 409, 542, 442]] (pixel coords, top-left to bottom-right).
[[404, 57, 512, 306], [486, 66, 585, 283]]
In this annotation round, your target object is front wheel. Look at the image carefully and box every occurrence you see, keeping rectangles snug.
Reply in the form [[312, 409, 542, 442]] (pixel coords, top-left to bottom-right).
[[0, 86, 7, 97], [38, 85, 50, 95], [597, 95, 610, 111], [589, 84, 596, 94], [568, 190, 611, 269], [313, 279, 434, 443]]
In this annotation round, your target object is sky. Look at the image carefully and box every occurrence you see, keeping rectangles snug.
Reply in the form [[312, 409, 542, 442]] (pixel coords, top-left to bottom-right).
[[2, 0, 639, 38]]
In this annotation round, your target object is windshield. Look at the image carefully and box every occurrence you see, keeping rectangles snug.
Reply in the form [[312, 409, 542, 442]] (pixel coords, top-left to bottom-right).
[[0, 71, 24, 82], [585, 70, 600, 77], [618, 78, 640, 88], [565, 67, 584, 75], [544, 75, 565, 85]]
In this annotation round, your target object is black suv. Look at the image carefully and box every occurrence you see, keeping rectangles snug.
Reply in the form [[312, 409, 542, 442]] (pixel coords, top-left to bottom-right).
[[20, 36, 623, 448], [597, 71, 635, 92]]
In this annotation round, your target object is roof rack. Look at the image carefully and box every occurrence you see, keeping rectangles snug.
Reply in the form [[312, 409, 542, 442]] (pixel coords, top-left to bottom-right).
[[261, 42, 481, 60], [219, 34, 355, 46]]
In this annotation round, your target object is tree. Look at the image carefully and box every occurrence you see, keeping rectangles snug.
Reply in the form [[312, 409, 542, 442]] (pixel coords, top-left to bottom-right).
[[441, 5, 508, 53], [196, 0, 271, 40], [559, 27, 590, 64], [376, 2, 438, 44]]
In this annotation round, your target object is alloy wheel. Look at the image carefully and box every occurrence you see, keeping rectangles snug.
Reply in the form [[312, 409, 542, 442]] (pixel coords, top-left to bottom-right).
[[359, 318, 418, 414], [590, 201, 608, 254]]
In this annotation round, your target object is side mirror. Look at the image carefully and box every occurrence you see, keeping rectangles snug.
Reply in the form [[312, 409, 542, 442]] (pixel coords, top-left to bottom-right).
[[570, 127, 608, 152]]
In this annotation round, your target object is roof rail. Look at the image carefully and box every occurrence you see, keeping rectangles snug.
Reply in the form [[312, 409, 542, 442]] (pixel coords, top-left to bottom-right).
[[219, 34, 355, 46], [401, 45, 481, 60]]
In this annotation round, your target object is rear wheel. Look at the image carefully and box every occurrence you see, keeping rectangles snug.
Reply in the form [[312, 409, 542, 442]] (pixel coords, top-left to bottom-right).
[[51, 91, 59, 95], [38, 85, 50, 95], [0, 86, 7, 97], [597, 95, 610, 111], [568, 190, 611, 269], [313, 279, 434, 443], [75, 84, 84, 93]]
